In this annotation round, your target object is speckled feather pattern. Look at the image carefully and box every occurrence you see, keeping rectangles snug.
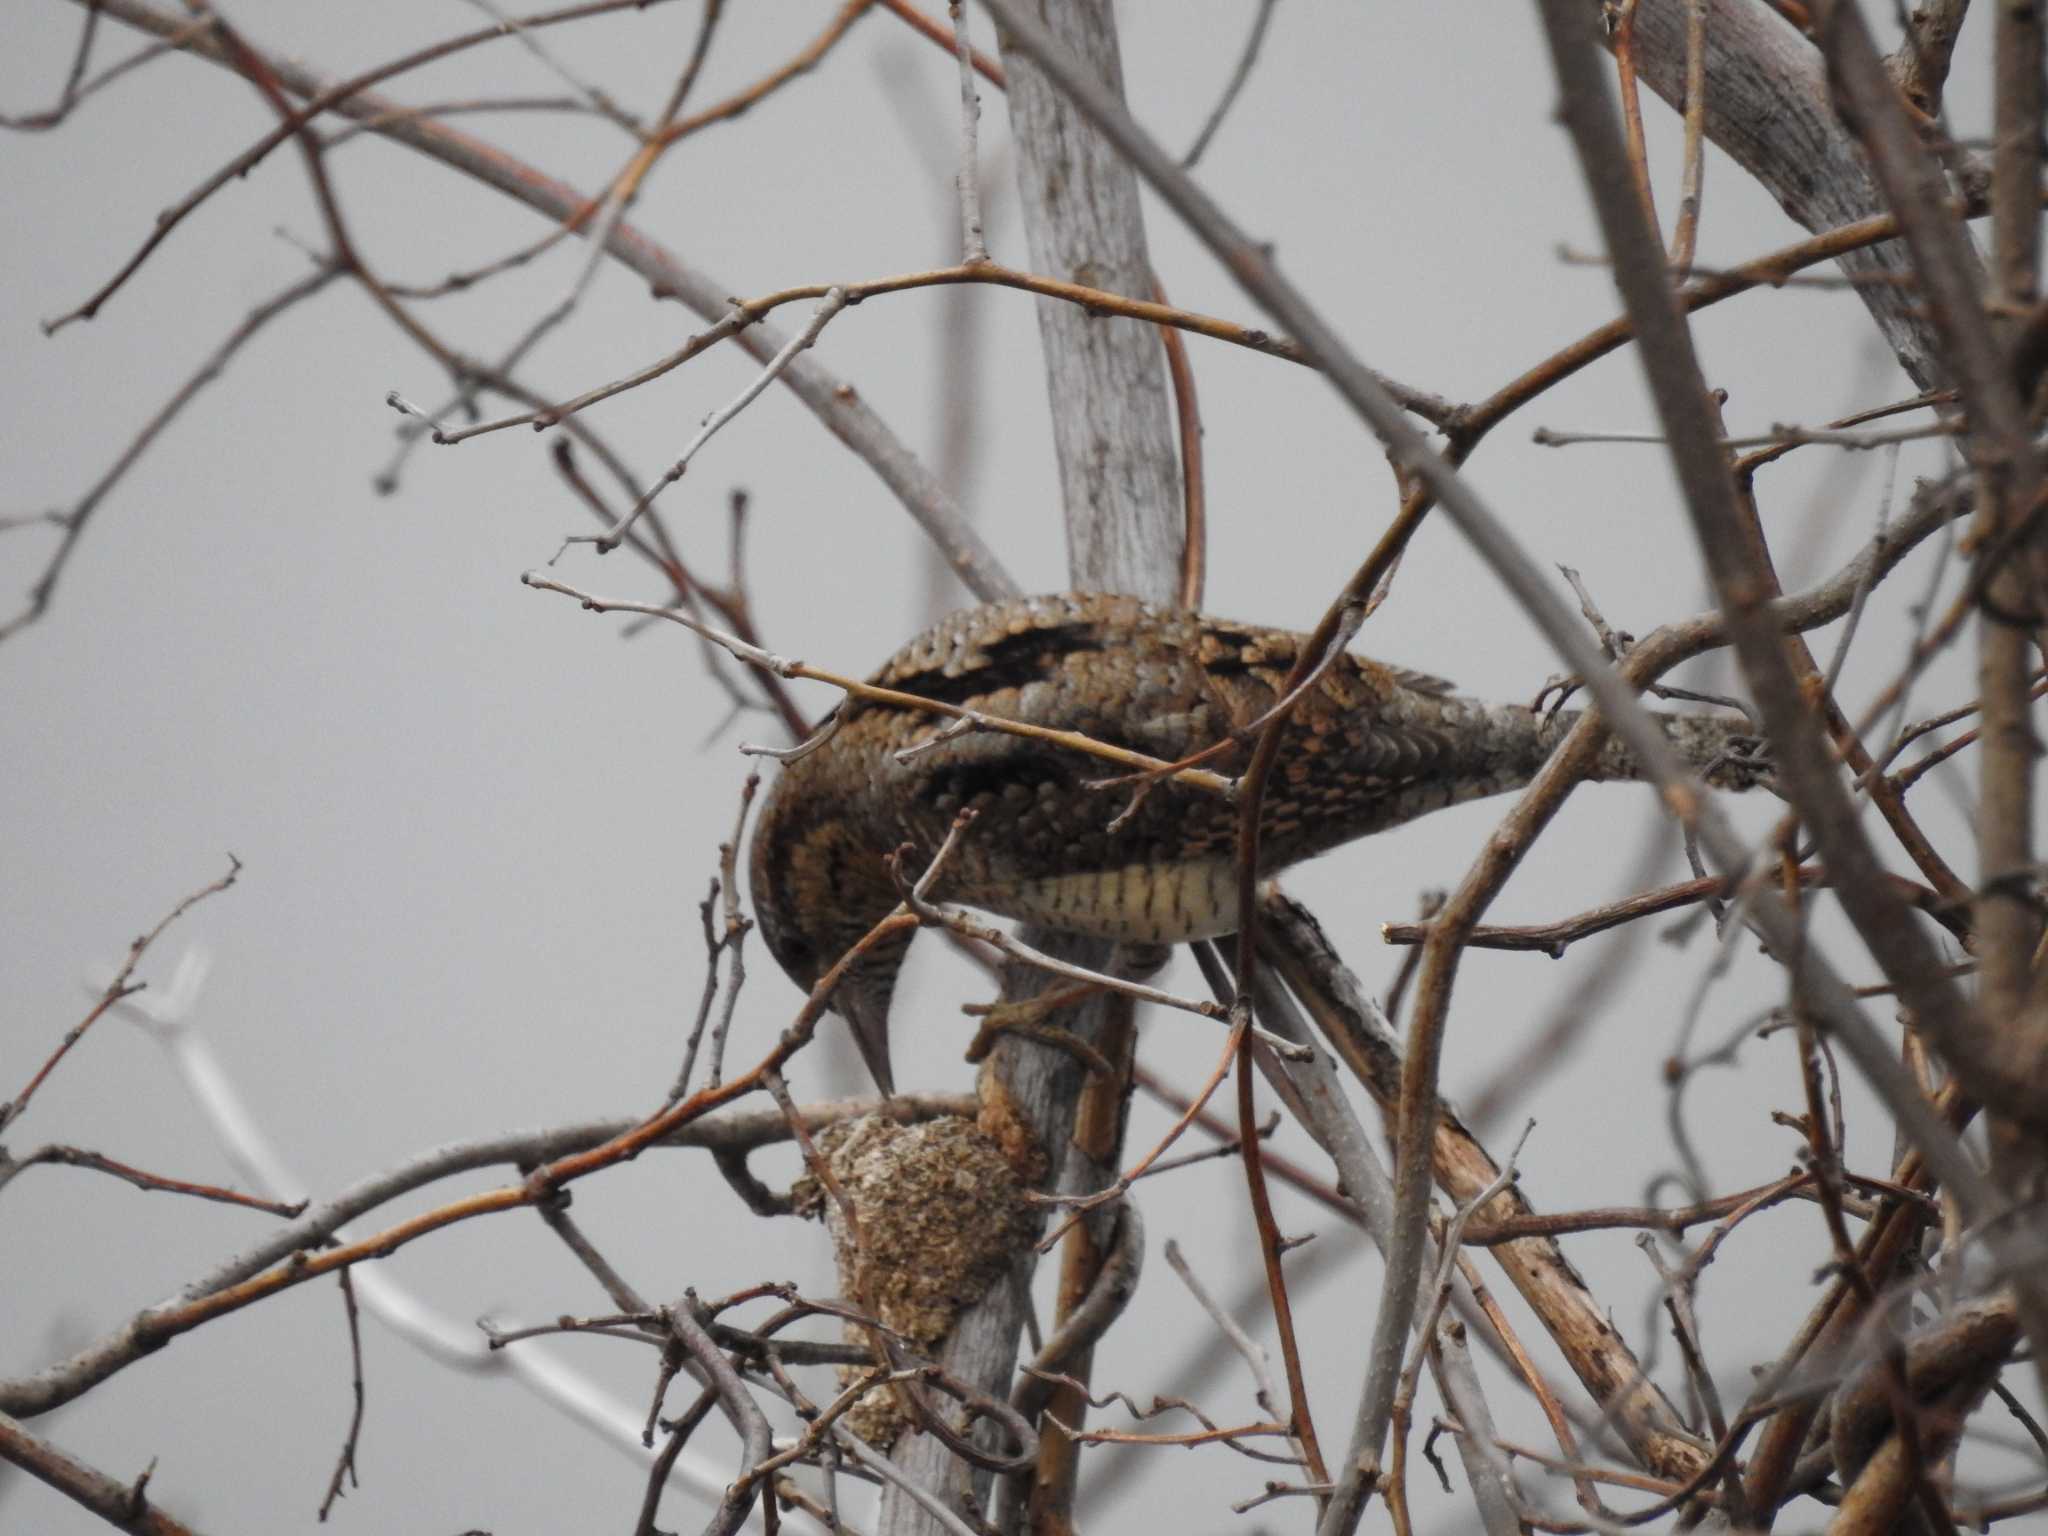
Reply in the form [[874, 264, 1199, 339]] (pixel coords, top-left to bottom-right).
[[748, 593, 1767, 1086]]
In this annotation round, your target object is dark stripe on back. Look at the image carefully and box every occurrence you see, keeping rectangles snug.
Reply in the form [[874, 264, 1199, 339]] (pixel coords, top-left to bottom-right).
[[878, 622, 1103, 707]]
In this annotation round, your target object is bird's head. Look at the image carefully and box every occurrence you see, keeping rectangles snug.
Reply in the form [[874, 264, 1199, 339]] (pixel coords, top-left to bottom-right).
[[749, 776, 911, 1096]]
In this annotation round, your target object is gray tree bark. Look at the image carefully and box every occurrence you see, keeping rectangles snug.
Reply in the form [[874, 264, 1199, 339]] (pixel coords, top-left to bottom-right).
[[875, 3, 1183, 1532], [999, 0, 1185, 599], [1623, 0, 1966, 391]]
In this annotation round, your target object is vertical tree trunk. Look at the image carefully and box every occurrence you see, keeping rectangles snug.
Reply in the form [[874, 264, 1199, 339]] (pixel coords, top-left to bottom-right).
[[1000, 3, 1185, 597], [875, 5, 1183, 1531], [1621, 0, 1953, 389]]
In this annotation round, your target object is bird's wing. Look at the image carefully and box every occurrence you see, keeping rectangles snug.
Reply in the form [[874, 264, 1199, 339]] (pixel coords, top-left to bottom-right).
[[864, 593, 1148, 707]]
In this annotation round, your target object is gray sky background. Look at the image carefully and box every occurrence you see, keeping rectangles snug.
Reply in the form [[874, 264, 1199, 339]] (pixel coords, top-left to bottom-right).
[[3, 4, 2027, 1533]]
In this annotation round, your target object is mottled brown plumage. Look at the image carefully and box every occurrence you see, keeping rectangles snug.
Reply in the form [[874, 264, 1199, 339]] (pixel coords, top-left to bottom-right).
[[749, 593, 1767, 1093]]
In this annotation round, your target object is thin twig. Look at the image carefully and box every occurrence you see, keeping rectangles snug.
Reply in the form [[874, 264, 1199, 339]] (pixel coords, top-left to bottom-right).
[[39, 0, 673, 333], [0, 1145, 304, 1216], [1611, 0, 1661, 240], [1010, 1203, 1145, 1421], [521, 570, 1233, 792], [456, 0, 640, 129], [1533, 416, 1959, 451], [1181, 0, 1277, 169], [2, 266, 338, 647], [3, 855, 240, 1134], [77, 0, 1020, 607], [876, 0, 1001, 84], [316, 1269, 368, 1521], [575, 287, 848, 551], [1155, 267, 1208, 611], [946, 1, 987, 264], [410, 260, 1455, 444], [1163, 1238, 1284, 1422], [1667, 0, 1707, 273]]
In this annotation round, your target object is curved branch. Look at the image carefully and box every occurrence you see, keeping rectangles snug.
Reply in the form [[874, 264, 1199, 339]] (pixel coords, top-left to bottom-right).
[[66, 0, 1020, 605], [0, 1090, 969, 1420]]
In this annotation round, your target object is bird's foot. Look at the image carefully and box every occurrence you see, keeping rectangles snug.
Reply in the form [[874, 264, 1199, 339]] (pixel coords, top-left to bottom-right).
[[962, 983, 1116, 1075]]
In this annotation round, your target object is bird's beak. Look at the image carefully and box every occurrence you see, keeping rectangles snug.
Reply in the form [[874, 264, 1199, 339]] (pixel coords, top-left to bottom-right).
[[837, 987, 895, 1098]]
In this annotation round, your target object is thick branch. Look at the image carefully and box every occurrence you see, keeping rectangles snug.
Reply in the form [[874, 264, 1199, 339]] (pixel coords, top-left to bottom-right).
[[0, 1409, 202, 1535], [1620, 0, 1950, 388]]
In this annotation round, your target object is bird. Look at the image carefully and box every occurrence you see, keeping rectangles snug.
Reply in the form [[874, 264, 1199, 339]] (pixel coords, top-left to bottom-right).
[[748, 592, 1769, 1095]]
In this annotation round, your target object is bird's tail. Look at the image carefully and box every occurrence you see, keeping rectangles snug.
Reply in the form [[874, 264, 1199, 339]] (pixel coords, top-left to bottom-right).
[[1534, 703, 1771, 791]]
